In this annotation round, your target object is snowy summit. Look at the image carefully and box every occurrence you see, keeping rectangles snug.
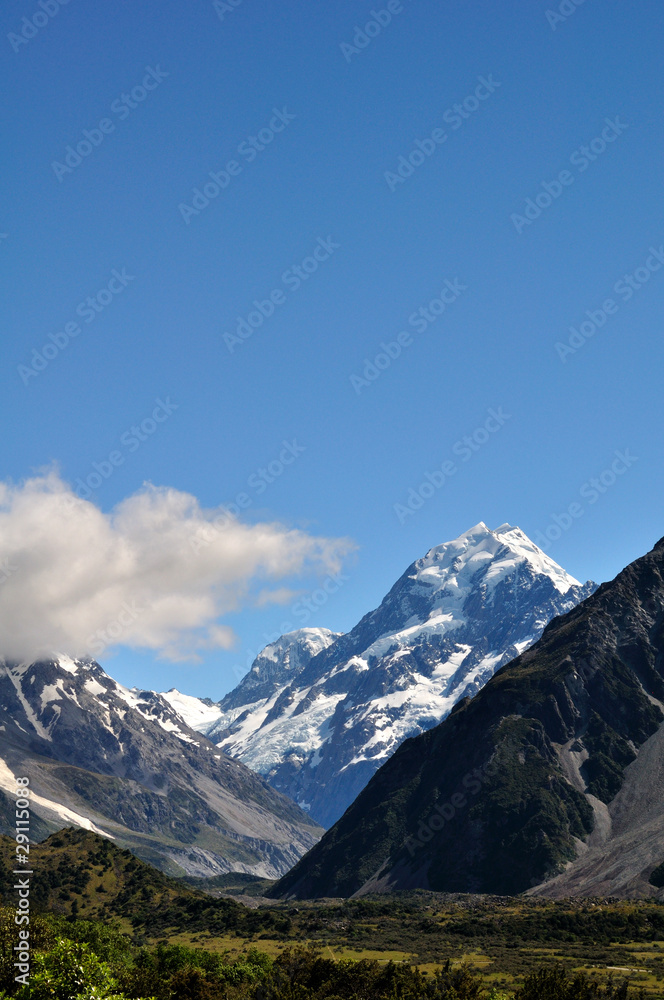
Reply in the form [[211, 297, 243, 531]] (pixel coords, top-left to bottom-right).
[[175, 523, 595, 827]]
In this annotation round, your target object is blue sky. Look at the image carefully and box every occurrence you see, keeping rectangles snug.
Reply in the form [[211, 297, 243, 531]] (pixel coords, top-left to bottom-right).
[[2, 0, 663, 698]]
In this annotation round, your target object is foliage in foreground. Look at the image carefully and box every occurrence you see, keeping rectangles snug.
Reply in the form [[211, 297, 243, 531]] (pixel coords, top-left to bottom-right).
[[0, 908, 649, 1000], [515, 966, 645, 999]]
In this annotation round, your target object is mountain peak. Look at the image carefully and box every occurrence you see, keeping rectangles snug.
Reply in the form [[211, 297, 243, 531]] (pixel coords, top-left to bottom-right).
[[161, 627, 343, 733], [258, 627, 340, 662], [195, 524, 595, 827], [272, 532, 664, 900], [0, 654, 322, 877], [419, 522, 583, 598]]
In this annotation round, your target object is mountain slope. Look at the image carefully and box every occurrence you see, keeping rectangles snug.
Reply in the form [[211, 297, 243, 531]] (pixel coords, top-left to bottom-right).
[[195, 524, 595, 827], [271, 534, 664, 900], [0, 826, 285, 938], [0, 655, 322, 877]]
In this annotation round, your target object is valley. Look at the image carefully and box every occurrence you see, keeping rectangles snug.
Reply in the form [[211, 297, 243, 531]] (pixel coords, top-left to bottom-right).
[[1, 829, 662, 997]]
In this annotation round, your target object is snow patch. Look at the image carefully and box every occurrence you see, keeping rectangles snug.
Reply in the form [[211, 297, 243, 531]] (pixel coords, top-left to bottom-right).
[[4, 667, 52, 741], [57, 655, 81, 675], [0, 757, 114, 839], [161, 689, 223, 732], [84, 677, 107, 697], [40, 682, 64, 709]]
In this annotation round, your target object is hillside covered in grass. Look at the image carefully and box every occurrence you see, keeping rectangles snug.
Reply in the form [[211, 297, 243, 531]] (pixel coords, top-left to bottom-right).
[[1, 829, 663, 996]]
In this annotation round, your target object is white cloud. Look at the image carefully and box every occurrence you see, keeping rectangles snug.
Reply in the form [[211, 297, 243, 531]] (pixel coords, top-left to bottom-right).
[[0, 471, 355, 663]]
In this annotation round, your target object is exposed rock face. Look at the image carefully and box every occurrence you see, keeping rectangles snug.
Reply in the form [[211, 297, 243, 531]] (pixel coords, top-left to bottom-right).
[[0, 655, 322, 877], [200, 524, 594, 827], [271, 535, 664, 900], [217, 628, 342, 713]]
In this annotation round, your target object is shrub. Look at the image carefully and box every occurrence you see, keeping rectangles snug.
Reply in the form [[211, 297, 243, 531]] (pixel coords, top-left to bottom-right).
[[16, 937, 147, 1000]]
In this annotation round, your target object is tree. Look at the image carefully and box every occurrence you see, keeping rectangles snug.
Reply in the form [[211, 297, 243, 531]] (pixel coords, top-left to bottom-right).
[[18, 937, 154, 1000]]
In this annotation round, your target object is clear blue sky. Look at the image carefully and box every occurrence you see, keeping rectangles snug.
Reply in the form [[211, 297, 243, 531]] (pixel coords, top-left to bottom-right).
[[2, 0, 663, 698]]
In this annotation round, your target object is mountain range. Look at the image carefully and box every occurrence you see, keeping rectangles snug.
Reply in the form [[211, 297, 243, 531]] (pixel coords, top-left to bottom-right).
[[0, 521, 609, 893], [0, 655, 321, 877], [271, 532, 664, 900], [165, 523, 595, 827]]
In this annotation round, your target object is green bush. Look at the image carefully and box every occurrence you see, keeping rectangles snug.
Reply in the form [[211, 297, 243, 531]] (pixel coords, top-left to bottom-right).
[[254, 949, 484, 1000], [16, 937, 149, 1000], [0, 911, 652, 1000], [515, 966, 643, 999]]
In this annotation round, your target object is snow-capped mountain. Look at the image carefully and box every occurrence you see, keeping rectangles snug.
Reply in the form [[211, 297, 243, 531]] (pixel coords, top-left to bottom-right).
[[273, 532, 664, 901], [176, 523, 596, 828], [0, 655, 321, 877], [159, 688, 225, 733], [161, 627, 340, 732]]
